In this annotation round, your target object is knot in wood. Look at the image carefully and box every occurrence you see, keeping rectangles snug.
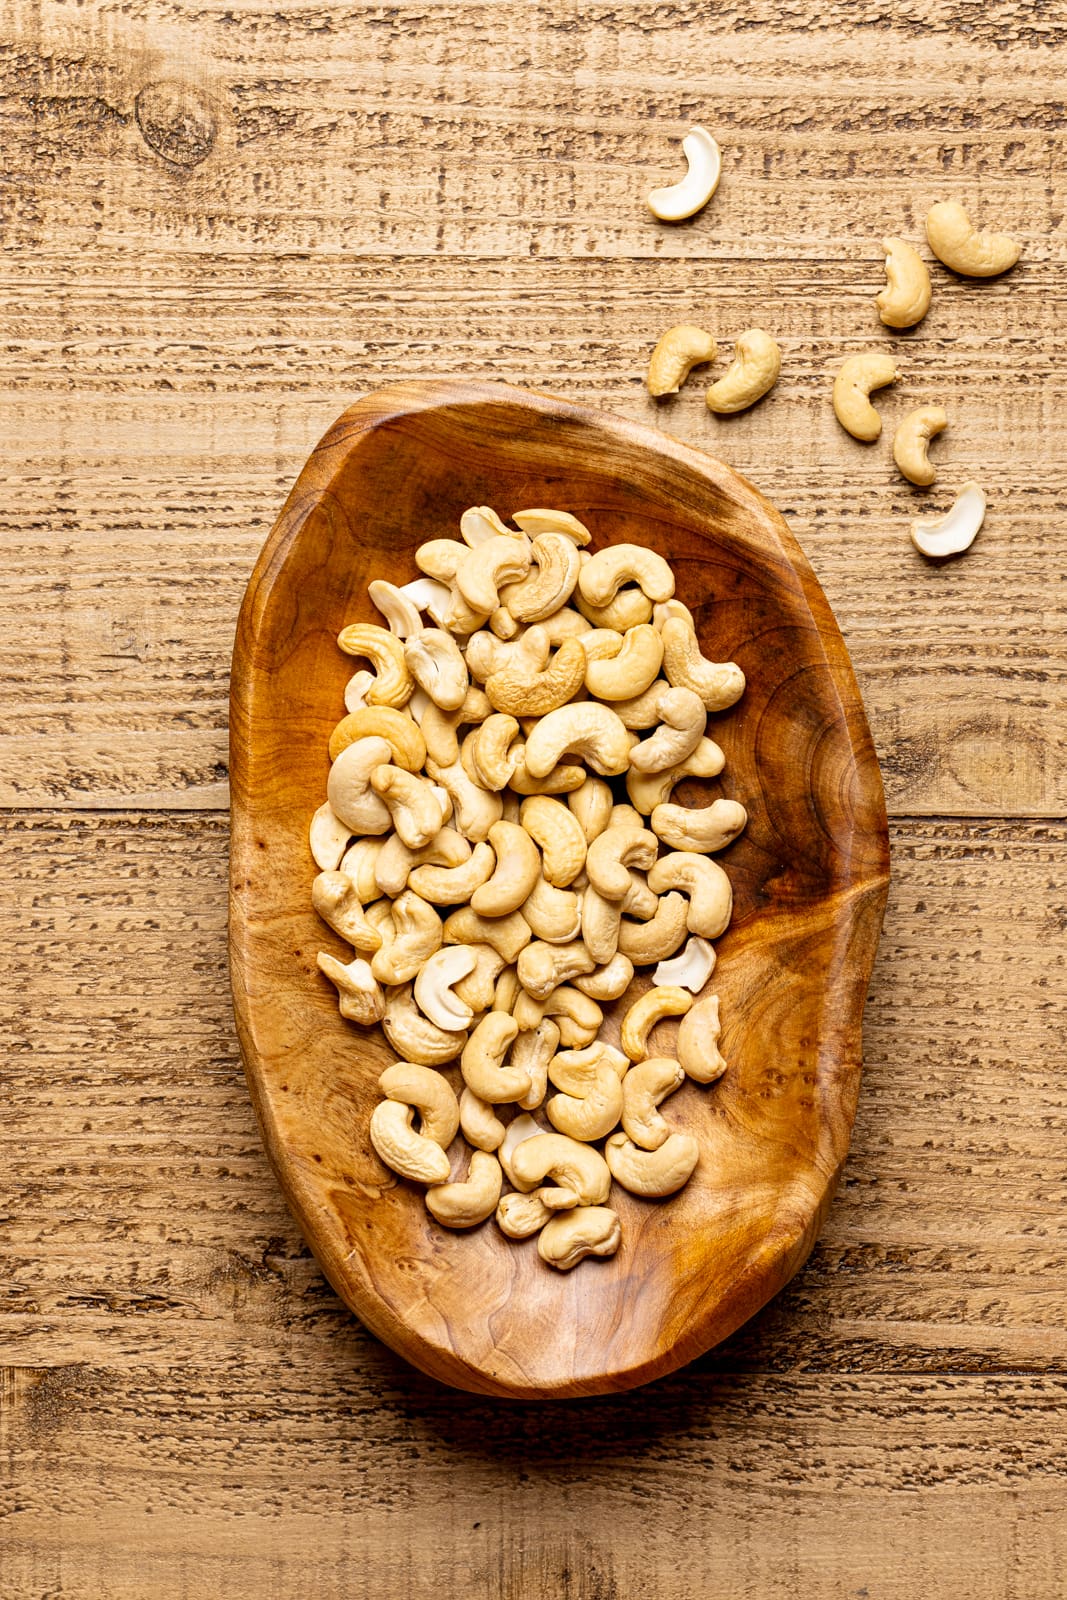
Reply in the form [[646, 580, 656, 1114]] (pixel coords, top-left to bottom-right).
[[135, 80, 217, 167]]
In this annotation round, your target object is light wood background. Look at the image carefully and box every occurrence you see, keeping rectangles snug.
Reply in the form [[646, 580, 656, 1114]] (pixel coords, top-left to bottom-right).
[[1, 2, 1064, 1596]]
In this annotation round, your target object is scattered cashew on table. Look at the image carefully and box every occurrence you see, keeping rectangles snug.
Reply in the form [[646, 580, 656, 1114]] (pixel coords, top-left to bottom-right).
[[311, 506, 748, 1270]]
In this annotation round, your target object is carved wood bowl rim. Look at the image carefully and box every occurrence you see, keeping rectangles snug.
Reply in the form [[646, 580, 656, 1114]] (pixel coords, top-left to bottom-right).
[[229, 378, 890, 1399]]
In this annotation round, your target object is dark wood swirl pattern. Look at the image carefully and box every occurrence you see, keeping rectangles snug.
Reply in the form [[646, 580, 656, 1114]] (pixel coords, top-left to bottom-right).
[[229, 378, 890, 1397]]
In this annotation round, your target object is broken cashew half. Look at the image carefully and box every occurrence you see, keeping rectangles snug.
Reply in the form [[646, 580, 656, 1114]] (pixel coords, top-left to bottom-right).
[[910, 481, 986, 560], [646, 125, 722, 223]]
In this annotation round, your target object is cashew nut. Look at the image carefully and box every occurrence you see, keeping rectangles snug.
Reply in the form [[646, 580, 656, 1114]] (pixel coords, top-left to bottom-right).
[[485, 637, 587, 717], [566, 774, 614, 844], [538, 1206, 621, 1270], [379, 1061, 460, 1147], [540, 605, 593, 644], [374, 826, 470, 898], [454, 535, 532, 615], [523, 703, 634, 778], [460, 1011, 528, 1104], [876, 237, 932, 329], [499, 533, 581, 622], [415, 538, 467, 581], [584, 624, 664, 702], [705, 328, 781, 414], [651, 796, 747, 854], [660, 617, 745, 712], [647, 852, 732, 939], [369, 579, 425, 639], [469, 714, 522, 791], [626, 737, 726, 814], [629, 687, 707, 773], [586, 824, 658, 900], [511, 1016, 561, 1111], [573, 951, 635, 1001], [459, 506, 520, 547], [369, 1099, 452, 1185], [646, 125, 722, 222], [459, 1087, 506, 1152], [517, 939, 595, 1001], [382, 983, 466, 1065], [546, 1049, 624, 1143], [312, 870, 382, 952], [466, 626, 550, 684], [470, 820, 542, 917], [309, 802, 351, 871], [327, 736, 394, 834], [575, 587, 654, 633], [493, 963, 522, 1015], [832, 352, 900, 442], [647, 325, 719, 398], [676, 993, 727, 1083], [328, 704, 427, 768], [424, 758, 503, 842], [371, 765, 448, 850], [407, 841, 495, 905], [519, 796, 587, 887], [336, 624, 413, 708], [316, 952, 385, 1025], [579, 544, 675, 608], [617, 891, 690, 964], [653, 935, 716, 993], [413, 944, 478, 1031], [426, 1150, 502, 1229], [340, 838, 386, 904], [538, 986, 603, 1049], [496, 1191, 555, 1239], [620, 985, 693, 1061], [344, 669, 376, 714], [512, 508, 592, 546], [621, 1056, 685, 1150], [498, 1112, 544, 1185], [509, 1132, 611, 1206], [443, 906, 532, 964], [522, 874, 583, 945], [910, 481, 986, 560], [893, 404, 948, 487], [605, 1130, 699, 1197], [508, 748, 588, 796], [404, 629, 469, 711], [925, 200, 1021, 278], [580, 885, 622, 965], [369, 890, 442, 985], [613, 679, 672, 729]]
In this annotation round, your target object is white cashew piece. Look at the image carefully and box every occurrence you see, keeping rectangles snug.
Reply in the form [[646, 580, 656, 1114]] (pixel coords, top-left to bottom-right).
[[620, 985, 693, 1062], [893, 405, 948, 487], [538, 986, 603, 1049], [426, 1150, 502, 1229], [339, 837, 385, 902], [653, 935, 716, 993], [646, 125, 722, 222], [647, 326, 719, 397], [910, 481, 986, 560], [452, 943, 508, 1015], [660, 617, 745, 712], [876, 238, 932, 329], [832, 352, 900, 442], [343, 670, 376, 715], [580, 885, 623, 965], [369, 579, 425, 639], [309, 802, 351, 871], [706, 328, 781, 414], [925, 201, 1021, 278], [647, 852, 733, 939], [498, 1112, 545, 1185], [651, 796, 748, 854], [460, 1011, 528, 1105], [523, 703, 634, 778], [415, 538, 467, 581], [575, 586, 654, 633], [605, 1130, 699, 1197], [316, 952, 385, 1025], [676, 994, 727, 1083], [469, 714, 522, 792], [382, 984, 466, 1065], [538, 1206, 622, 1270], [621, 1056, 685, 1150], [413, 944, 478, 1032], [424, 758, 503, 843]]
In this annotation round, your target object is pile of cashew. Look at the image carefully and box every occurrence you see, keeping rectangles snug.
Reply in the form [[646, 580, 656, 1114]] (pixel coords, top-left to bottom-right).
[[311, 506, 746, 1270]]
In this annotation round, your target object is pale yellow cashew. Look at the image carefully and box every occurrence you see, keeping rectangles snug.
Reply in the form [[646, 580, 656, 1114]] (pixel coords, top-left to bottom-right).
[[613, 678, 671, 729], [508, 748, 587, 796], [459, 1087, 506, 1153], [620, 985, 693, 1062], [653, 935, 716, 993], [660, 616, 745, 712], [575, 587, 654, 632], [424, 757, 503, 842], [511, 508, 592, 546], [443, 906, 532, 964], [512, 1017, 561, 1111], [374, 826, 470, 898], [647, 325, 719, 398], [454, 535, 532, 615], [580, 885, 623, 965], [832, 352, 900, 442], [517, 939, 596, 1001], [328, 704, 427, 768], [415, 538, 467, 581], [573, 951, 635, 1001], [369, 1099, 451, 1185], [519, 796, 587, 887], [925, 200, 1021, 277], [876, 237, 932, 329], [489, 606, 519, 640], [369, 890, 443, 984], [316, 952, 385, 1025], [647, 852, 733, 939], [336, 623, 414, 708], [497, 1113, 544, 1185], [605, 1130, 699, 1197], [326, 736, 393, 834], [339, 837, 385, 902], [343, 669, 376, 714], [370, 765, 448, 850], [459, 505, 520, 547], [626, 736, 726, 814], [382, 983, 466, 1065], [706, 328, 781, 414], [579, 543, 675, 607], [538, 986, 603, 1049], [399, 575, 453, 624], [629, 686, 707, 774], [586, 823, 659, 900], [522, 874, 582, 944], [420, 693, 482, 768], [413, 944, 478, 1032], [485, 637, 587, 717], [653, 599, 696, 632], [465, 625, 550, 683], [584, 624, 664, 702], [621, 1056, 685, 1150], [676, 993, 727, 1083], [453, 942, 508, 1014], [493, 963, 522, 1015], [646, 125, 722, 222], [910, 481, 987, 560], [546, 1049, 625, 1143], [651, 796, 748, 854], [403, 629, 469, 711], [408, 841, 495, 905], [426, 1150, 502, 1229], [538, 1206, 622, 1270], [523, 703, 634, 779], [378, 1061, 460, 1147], [893, 404, 948, 487], [470, 820, 542, 917], [368, 579, 424, 639], [460, 1011, 529, 1104], [309, 802, 351, 871], [440, 584, 491, 638], [499, 533, 581, 622], [312, 870, 382, 952], [470, 714, 522, 791], [617, 892, 690, 964], [496, 1192, 555, 1239], [509, 1132, 611, 1205], [567, 774, 615, 844], [540, 605, 593, 644]]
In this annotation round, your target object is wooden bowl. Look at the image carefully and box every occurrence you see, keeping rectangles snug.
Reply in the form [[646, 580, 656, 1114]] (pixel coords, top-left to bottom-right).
[[229, 379, 889, 1398]]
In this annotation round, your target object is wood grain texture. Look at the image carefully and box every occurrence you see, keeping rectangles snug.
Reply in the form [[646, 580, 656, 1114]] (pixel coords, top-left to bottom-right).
[[228, 378, 889, 1396], [2, 0, 1065, 1587]]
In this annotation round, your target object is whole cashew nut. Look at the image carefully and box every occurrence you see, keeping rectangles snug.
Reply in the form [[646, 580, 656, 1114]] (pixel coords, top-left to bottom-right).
[[620, 984, 693, 1061], [408, 841, 496, 905], [369, 1099, 452, 1185], [328, 704, 427, 768], [925, 201, 1021, 278], [573, 951, 635, 1001], [660, 617, 745, 712], [509, 1132, 612, 1205], [404, 629, 469, 711], [344, 669, 376, 715], [538, 1206, 622, 1270], [326, 736, 394, 834], [413, 944, 478, 1031], [617, 891, 690, 964], [651, 796, 748, 854], [460, 1011, 529, 1104], [512, 508, 592, 546], [496, 1191, 555, 1239], [584, 624, 664, 702], [575, 587, 654, 633], [424, 758, 503, 842], [369, 579, 425, 639], [647, 852, 733, 939], [546, 1050, 625, 1143], [312, 870, 383, 952], [374, 826, 471, 898], [538, 986, 603, 1049], [369, 890, 443, 986], [470, 820, 542, 917], [520, 795, 587, 887], [459, 506, 520, 547], [512, 1016, 562, 1110], [523, 703, 635, 778], [443, 906, 532, 964], [470, 714, 522, 792], [567, 775, 615, 844], [485, 637, 588, 717], [382, 983, 467, 1065], [466, 626, 550, 683], [580, 885, 623, 964], [416, 538, 467, 581], [876, 237, 932, 329], [613, 678, 672, 729], [378, 1061, 460, 1147], [540, 605, 593, 644], [316, 952, 385, 1025], [371, 765, 448, 850], [579, 544, 675, 608], [499, 533, 581, 622], [893, 405, 948, 487], [621, 1056, 685, 1150], [629, 687, 707, 773], [517, 939, 596, 1002], [459, 1086, 506, 1152], [646, 125, 722, 222], [426, 1150, 502, 1229], [676, 993, 727, 1083], [586, 824, 659, 901], [647, 325, 719, 397], [832, 352, 900, 442], [626, 737, 726, 814], [705, 329, 781, 414], [454, 535, 532, 615], [605, 1130, 699, 1197], [336, 624, 414, 708], [523, 874, 583, 945]]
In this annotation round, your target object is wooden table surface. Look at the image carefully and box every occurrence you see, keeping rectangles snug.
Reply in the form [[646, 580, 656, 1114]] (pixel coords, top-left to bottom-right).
[[2, 2, 1064, 1596]]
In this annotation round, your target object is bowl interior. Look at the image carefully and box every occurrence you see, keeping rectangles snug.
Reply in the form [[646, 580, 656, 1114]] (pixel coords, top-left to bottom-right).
[[229, 380, 889, 1398]]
